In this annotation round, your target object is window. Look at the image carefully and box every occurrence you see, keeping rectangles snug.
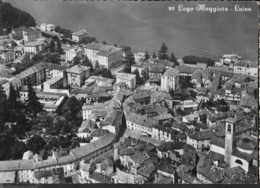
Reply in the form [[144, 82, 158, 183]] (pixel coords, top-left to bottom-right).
[[235, 159, 243, 165], [227, 124, 232, 132]]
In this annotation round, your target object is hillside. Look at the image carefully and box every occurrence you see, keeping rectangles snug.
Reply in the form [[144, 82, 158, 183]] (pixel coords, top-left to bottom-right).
[[0, 0, 36, 34]]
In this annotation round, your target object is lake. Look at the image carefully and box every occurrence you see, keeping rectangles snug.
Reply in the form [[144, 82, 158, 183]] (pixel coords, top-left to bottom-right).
[[6, 0, 258, 60]]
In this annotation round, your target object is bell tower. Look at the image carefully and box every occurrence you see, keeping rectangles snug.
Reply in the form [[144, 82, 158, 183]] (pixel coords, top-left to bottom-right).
[[224, 117, 236, 166]]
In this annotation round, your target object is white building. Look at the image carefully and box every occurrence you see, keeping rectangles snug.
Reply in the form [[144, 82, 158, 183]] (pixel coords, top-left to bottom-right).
[[85, 76, 114, 87], [84, 43, 122, 69], [134, 52, 146, 63], [66, 65, 91, 88], [24, 40, 44, 54], [233, 60, 258, 77], [65, 47, 83, 62], [40, 23, 56, 32], [72, 30, 88, 43], [161, 68, 180, 93], [116, 73, 136, 89]]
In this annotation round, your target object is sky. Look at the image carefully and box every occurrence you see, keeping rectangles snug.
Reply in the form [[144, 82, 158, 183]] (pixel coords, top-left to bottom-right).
[[4, 0, 258, 60]]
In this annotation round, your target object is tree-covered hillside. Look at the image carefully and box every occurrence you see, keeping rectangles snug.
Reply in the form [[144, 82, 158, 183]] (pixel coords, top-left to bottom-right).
[[0, 0, 36, 34]]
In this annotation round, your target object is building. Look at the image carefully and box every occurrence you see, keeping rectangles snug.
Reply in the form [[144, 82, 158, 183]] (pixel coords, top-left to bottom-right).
[[131, 63, 149, 78], [65, 65, 91, 88], [24, 40, 44, 54], [134, 52, 146, 63], [72, 30, 89, 43], [65, 47, 83, 62], [23, 30, 42, 43], [40, 23, 56, 32], [186, 130, 212, 151], [233, 60, 257, 77], [45, 63, 68, 79], [84, 43, 122, 69], [161, 68, 180, 93], [10, 27, 41, 42], [85, 76, 115, 87], [16, 67, 37, 86], [0, 51, 14, 62], [116, 73, 136, 89], [0, 80, 10, 97], [210, 118, 257, 172], [149, 65, 165, 80], [126, 113, 156, 137], [0, 133, 115, 183], [43, 73, 64, 90]]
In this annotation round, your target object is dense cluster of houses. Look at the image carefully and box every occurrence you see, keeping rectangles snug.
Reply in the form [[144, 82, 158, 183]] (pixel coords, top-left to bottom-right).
[[0, 23, 258, 184]]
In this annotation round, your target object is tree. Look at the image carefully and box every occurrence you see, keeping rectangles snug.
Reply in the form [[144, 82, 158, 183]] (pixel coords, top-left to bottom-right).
[[102, 41, 107, 45], [169, 52, 177, 63], [61, 123, 71, 135], [141, 70, 149, 81], [158, 43, 169, 60], [1, 2, 36, 33], [73, 56, 81, 65], [0, 85, 8, 128], [132, 69, 142, 85], [182, 56, 214, 67], [81, 56, 93, 72], [152, 51, 156, 59], [65, 96, 82, 121], [10, 141, 27, 159], [101, 68, 113, 79], [144, 51, 150, 61], [8, 83, 17, 109], [121, 46, 135, 66], [27, 84, 43, 116], [114, 43, 117, 47], [26, 135, 46, 153]]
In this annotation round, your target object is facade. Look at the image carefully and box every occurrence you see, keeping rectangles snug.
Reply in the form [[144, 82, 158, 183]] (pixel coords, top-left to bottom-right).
[[65, 47, 83, 62], [72, 30, 89, 43], [24, 40, 44, 54], [161, 68, 180, 93], [84, 43, 122, 69], [116, 73, 136, 89], [0, 133, 115, 183], [0, 51, 14, 62], [233, 60, 257, 77], [134, 52, 146, 63], [66, 65, 91, 88], [23, 30, 42, 43], [126, 113, 156, 137], [40, 23, 56, 32], [186, 130, 211, 151], [85, 76, 114, 87]]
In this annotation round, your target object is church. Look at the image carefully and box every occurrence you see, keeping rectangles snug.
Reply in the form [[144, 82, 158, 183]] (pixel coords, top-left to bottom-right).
[[209, 117, 257, 173]]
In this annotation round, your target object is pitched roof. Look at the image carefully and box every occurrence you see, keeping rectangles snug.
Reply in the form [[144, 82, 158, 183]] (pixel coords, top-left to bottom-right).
[[70, 133, 115, 160], [137, 163, 156, 178], [130, 150, 150, 165], [162, 68, 180, 77], [157, 161, 176, 174], [149, 65, 165, 73], [72, 29, 88, 36], [196, 154, 225, 183], [112, 169, 145, 184], [116, 73, 136, 81], [66, 65, 90, 74], [85, 43, 122, 56], [186, 129, 212, 140], [0, 160, 34, 171], [89, 172, 113, 184], [157, 141, 186, 152]]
